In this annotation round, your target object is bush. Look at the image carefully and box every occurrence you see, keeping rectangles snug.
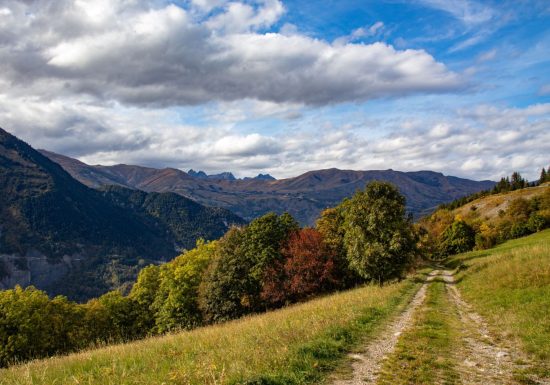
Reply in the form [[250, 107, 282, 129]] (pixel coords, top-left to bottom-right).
[[527, 213, 547, 233], [440, 220, 475, 255]]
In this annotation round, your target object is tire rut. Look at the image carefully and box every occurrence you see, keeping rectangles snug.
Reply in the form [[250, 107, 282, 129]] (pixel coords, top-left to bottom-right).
[[332, 275, 433, 385], [442, 270, 548, 385]]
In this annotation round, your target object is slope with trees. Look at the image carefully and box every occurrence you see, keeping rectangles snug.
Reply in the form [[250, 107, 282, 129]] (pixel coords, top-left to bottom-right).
[[0, 127, 244, 301]]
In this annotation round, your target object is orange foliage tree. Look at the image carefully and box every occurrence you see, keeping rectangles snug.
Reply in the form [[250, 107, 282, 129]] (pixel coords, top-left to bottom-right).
[[261, 228, 339, 306]]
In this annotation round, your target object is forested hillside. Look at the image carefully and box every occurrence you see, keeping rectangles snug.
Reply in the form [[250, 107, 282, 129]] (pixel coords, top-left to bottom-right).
[[0, 128, 244, 300]]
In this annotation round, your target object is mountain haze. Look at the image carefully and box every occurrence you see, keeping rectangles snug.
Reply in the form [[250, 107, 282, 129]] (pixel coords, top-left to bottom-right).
[[43, 151, 495, 225]]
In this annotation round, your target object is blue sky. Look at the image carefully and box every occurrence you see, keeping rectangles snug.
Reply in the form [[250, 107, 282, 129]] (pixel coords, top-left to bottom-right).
[[0, 0, 548, 180]]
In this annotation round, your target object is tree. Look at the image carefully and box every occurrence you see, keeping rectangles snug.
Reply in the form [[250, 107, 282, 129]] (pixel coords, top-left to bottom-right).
[[0, 286, 83, 367], [340, 182, 416, 284], [153, 240, 217, 332], [540, 168, 548, 185], [199, 213, 299, 322], [261, 228, 339, 305], [128, 264, 161, 332], [511, 171, 527, 190], [316, 208, 359, 286], [439, 219, 475, 255]]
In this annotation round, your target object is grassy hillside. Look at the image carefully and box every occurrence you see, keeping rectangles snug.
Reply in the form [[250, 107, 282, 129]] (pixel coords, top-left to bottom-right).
[[447, 229, 550, 380], [452, 183, 549, 224], [0, 279, 420, 385]]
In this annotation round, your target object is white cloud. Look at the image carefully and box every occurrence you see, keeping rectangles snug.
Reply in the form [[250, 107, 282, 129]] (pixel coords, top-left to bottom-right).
[[0, 0, 460, 108]]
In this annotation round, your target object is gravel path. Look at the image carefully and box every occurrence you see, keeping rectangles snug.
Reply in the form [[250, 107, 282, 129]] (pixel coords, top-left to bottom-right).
[[443, 270, 550, 385], [332, 275, 432, 385], [331, 270, 549, 385]]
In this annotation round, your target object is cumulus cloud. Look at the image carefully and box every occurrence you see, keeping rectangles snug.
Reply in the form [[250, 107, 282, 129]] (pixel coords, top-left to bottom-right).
[[2, 90, 548, 181], [0, 0, 460, 108]]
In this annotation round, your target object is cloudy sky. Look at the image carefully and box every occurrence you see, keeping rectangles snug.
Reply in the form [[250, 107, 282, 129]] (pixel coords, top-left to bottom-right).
[[0, 0, 549, 180]]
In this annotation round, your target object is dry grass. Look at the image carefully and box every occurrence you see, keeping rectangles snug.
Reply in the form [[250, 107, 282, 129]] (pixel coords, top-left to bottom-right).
[[454, 184, 549, 223], [0, 280, 418, 385]]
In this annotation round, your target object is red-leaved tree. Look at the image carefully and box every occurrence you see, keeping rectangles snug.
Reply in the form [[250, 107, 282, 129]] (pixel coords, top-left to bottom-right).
[[261, 228, 339, 306]]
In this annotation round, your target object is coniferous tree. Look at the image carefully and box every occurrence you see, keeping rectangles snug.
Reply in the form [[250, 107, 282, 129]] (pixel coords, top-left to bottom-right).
[[540, 168, 547, 185]]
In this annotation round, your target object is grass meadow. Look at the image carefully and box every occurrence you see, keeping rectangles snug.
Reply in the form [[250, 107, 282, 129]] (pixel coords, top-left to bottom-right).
[[0, 279, 420, 385], [448, 229, 550, 380]]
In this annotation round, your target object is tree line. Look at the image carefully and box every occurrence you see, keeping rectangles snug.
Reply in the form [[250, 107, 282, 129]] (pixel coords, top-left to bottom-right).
[[2, 178, 549, 367], [438, 169, 549, 211], [0, 182, 416, 367]]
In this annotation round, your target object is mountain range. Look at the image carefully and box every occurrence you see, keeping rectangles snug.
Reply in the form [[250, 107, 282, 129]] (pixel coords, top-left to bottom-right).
[[0, 128, 244, 300], [42, 150, 496, 225]]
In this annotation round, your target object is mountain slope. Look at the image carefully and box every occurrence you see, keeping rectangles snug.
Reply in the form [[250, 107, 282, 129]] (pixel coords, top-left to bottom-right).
[[0, 128, 244, 300], [42, 151, 495, 225]]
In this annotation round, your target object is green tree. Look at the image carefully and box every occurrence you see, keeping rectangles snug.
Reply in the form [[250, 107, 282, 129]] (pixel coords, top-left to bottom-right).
[[316, 207, 360, 286], [540, 168, 547, 184], [0, 286, 83, 367], [340, 182, 416, 284], [511, 171, 527, 190], [199, 213, 299, 322], [128, 264, 161, 332], [154, 240, 217, 332], [439, 219, 476, 255]]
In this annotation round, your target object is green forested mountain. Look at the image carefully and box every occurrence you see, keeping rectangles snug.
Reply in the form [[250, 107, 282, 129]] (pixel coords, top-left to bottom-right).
[[0, 127, 244, 300]]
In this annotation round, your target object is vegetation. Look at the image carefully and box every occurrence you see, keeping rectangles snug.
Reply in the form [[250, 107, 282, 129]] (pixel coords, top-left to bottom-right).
[[419, 182, 550, 259], [340, 181, 416, 283], [437, 169, 549, 211], [447, 230, 550, 380], [0, 280, 420, 385], [0, 181, 419, 367]]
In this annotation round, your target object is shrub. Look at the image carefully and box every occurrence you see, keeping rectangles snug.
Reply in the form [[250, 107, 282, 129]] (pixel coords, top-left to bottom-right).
[[440, 220, 475, 255]]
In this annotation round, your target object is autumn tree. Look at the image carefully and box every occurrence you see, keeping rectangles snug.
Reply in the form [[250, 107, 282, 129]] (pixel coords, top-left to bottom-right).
[[261, 228, 339, 305], [340, 182, 416, 283], [199, 213, 299, 322]]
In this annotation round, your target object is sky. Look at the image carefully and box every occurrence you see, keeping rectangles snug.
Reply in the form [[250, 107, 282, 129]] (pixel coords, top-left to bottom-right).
[[0, 0, 549, 180]]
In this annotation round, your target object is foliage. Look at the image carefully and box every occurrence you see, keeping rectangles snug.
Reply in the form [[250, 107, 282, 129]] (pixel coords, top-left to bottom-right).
[[153, 240, 217, 332], [0, 278, 418, 385], [199, 213, 299, 322], [261, 228, 340, 306], [316, 208, 360, 286], [340, 181, 416, 283], [439, 219, 476, 255], [0, 286, 84, 366]]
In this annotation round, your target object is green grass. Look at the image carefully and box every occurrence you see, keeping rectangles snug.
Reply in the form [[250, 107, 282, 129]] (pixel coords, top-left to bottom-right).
[[377, 282, 461, 385], [447, 229, 550, 380], [0, 280, 420, 385]]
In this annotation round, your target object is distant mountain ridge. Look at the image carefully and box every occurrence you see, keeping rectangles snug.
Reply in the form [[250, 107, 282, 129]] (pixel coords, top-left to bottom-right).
[[0, 128, 245, 300], [188, 169, 275, 181], [41, 151, 495, 225]]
